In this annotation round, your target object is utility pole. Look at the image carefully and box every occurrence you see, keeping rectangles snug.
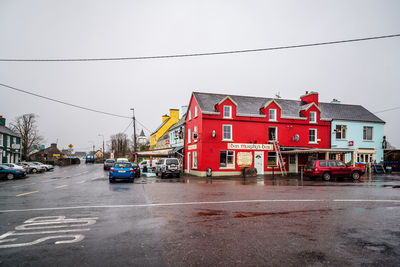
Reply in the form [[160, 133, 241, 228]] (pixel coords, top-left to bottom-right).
[[99, 134, 105, 161], [131, 108, 137, 153]]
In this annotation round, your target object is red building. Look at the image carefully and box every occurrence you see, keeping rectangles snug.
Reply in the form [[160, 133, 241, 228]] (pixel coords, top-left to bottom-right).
[[184, 91, 332, 176]]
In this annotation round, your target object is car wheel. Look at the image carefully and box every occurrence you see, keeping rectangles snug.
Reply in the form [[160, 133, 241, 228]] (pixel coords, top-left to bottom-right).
[[322, 172, 331, 181], [7, 173, 14, 180], [109, 179, 114, 183], [161, 172, 165, 178], [32, 168, 37, 174], [352, 172, 360, 180]]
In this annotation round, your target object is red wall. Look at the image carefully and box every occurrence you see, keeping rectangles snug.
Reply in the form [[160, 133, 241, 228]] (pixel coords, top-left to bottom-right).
[[184, 95, 331, 173]]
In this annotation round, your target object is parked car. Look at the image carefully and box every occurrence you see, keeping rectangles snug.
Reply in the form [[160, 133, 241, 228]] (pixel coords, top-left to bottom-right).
[[132, 163, 140, 178], [304, 160, 363, 181], [155, 158, 181, 178], [31, 162, 54, 171], [3, 163, 26, 172], [0, 164, 27, 180], [139, 160, 156, 173], [20, 162, 45, 174], [109, 162, 135, 183], [116, 158, 129, 162], [29, 162, 47, 173], [103, 159, 115, 170]]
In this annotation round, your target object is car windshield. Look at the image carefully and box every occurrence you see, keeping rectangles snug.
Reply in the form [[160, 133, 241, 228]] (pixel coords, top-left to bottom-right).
[[305, 161, 316, 169], [106, 160, 114, 163], [166, 159, 179, 165], [114, 163, 131, 168], [132, 163, 138, 168]]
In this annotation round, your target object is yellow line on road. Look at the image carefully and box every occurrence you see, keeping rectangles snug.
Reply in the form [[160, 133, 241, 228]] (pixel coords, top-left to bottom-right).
[[55, 185, 68, 189], [91, 178, 98, 181], [77, 180, 86, 184], [16, 191, 39, 197]]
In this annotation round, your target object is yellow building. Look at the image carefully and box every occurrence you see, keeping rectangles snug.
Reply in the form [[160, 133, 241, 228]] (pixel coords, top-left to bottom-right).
[[150, 109, 179, 149]]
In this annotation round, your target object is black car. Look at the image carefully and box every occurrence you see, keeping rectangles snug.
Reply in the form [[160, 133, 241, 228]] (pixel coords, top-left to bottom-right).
[[103, 159, 115, 170], [132, 163, 141, 178]]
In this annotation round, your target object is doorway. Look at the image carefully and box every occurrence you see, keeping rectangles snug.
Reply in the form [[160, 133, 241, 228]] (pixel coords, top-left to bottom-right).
[[289, 154, 297, 173], [254, 151, 264, 175]]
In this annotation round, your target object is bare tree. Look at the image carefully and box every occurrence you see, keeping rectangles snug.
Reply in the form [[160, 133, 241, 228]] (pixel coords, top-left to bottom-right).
[[10, 113, 43, 160], [110, 133, 131, 158]]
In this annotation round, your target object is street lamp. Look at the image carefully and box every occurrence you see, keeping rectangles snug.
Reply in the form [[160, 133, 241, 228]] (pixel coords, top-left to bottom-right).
[[88, 141, 95, 155], [98, 134, 105, 161]]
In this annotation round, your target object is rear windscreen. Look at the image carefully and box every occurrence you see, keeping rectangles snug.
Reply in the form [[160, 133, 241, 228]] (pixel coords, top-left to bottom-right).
[[106, 160, 114, 163], [114, 163, 131, 168], [305, 161, 316, 169], [166, 159, 179, 165]]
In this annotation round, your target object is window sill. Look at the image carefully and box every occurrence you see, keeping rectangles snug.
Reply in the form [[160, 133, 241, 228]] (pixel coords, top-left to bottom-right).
[[309, 122, 317, 124], [269, 119, 277, 122], [309, 142, 318, 144], [363, 140, 374, 142], [223, 117, 233, 119], [220, 167, 235, 170], [222, 139, 233, 142]]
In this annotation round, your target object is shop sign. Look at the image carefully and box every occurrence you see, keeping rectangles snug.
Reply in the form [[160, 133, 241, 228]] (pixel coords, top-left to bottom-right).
[[227, 143, 273, 150], [188, 144, 197, 150], [11, 144, 21, 149], [348, 141, 354, 146], [237, 152, 253, 167]]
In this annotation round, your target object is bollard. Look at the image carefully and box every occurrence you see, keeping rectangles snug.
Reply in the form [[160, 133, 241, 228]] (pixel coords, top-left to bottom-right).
[[301, 166, 304, 186], [272, 166, 275, 179]]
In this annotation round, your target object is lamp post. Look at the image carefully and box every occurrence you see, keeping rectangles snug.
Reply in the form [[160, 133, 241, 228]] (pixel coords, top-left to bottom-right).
[[98, 134, 105, 161], [88, 141, 95, 155]]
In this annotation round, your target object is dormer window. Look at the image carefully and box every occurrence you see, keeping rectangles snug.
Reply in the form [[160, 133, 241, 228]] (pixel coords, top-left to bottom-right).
[[223, 106, 232, 118], [310, 111, 317, 123], [194, 106, 198, 117], [269, 109, 277, 121]]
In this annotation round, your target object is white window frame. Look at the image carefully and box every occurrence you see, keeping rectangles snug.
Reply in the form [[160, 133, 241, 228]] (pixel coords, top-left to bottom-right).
[[0, 134, 3, 147], [194, 106, 198, 117], [222, 124, 232, 141], [223, 106, 232, 119], [187, 128, 191, 144], [309, 128, 317, 144], [188, 110, 191, 121], [310, 111, 317, 123], [193, 126, 198, 143], [269, 109, 277, 121], [7, 136, 10, 148], [336, 125, 347, 140], [268, 127, 278, 141], [220, 150, 235, 169], [363, 126, 373, 141], [192, 151, 197, 169]]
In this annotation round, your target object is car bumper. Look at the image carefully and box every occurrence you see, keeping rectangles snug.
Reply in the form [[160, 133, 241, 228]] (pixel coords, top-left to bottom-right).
[[109, 172, 134, 179]]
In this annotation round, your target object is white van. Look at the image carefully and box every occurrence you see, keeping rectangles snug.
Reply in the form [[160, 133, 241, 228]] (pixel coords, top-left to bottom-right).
[[116, 158, 129, 162]]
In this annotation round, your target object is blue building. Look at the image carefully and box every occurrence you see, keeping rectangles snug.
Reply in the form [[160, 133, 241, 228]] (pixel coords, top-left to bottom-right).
[[320, 100, 385, 163], [0, 116, 21, 164]]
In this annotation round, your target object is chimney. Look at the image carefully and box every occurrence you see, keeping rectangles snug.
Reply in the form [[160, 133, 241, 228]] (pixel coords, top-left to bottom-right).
[[180, 106, 188, 118], [162, 114, 169, 123], [331, 99, 341, 104], [0, 116, 5, 126], [300, 91, 319, 106]]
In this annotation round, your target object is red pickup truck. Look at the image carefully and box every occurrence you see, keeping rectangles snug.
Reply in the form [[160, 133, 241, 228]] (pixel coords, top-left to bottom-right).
[[304, 160, 363, 181]]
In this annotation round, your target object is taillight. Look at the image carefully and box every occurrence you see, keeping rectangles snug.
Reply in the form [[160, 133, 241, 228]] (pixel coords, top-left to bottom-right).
[[129, 168, 134, 172], [315, 168, 319, 172], [110, 168, 114, 171]]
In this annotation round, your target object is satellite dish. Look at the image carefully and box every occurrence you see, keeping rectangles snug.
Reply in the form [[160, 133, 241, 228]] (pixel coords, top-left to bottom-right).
[[293, 134, 300, 142]]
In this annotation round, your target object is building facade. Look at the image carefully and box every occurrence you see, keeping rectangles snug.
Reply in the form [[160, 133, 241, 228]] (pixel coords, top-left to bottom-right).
[[150, 109, 179, 149], [184, 92, 332, 176], [0, 116, 21, 164]]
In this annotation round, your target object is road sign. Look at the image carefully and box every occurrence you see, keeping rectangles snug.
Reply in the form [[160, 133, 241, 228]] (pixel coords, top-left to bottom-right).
[[68, 144, 73, 149]]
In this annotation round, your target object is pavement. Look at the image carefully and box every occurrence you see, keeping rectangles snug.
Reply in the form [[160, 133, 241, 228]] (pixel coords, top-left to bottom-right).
[[0, 164, 399, 266]]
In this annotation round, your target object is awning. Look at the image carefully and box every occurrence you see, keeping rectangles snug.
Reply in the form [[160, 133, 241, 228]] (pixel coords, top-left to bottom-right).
[[135, 148, 173, 157], [281, 148, 355, 154], [173, 146, 184, 153]]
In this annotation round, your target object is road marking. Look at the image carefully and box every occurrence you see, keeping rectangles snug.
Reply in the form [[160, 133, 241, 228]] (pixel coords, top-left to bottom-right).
[[54, 185, 68, 189], [16, 191, 39, 197], [76, 181, 86, 184], [91, 178, 98, 181], [0, 199, 399, 213], [0, 216, 98, 248]]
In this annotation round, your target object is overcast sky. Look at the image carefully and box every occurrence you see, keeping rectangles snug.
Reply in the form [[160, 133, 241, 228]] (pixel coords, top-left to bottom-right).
[[1, 0, 399, 151]]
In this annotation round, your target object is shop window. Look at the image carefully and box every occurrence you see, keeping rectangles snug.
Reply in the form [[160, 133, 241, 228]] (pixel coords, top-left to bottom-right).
[[268, 127, 277, 141], [336, 125, 347, 140], [269, 109, 277, 121], [310, 111, 317, 123], [268, 152, 277, 166], [363, 126, 373, 141], [329, 154, 337, 160], [220, 150, 234, 168], [289, 154, 296, 164], [222, 125, 232, 141], [223, 106, 232, 118], [309, 129, 317, 143], [192, 151, 197, 169]]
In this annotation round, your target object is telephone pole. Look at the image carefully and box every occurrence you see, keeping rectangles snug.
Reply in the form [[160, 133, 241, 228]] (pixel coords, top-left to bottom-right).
[[130, 108, 137, 152]]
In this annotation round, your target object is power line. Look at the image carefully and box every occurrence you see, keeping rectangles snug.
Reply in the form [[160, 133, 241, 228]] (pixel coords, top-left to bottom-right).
[[122, 120, 133, 134], [0, 34, 399, 62], [374, 106, 400, 114]]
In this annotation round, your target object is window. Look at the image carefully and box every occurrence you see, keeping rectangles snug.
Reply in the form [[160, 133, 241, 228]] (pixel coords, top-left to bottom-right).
[[192, 151, 197, 168], [336, 161, 346, 167], [336, 125, 347, 140], [188, 128, 191, 144], [0, 134, 3, 147], [7, 136, 10, 147], [220, 150, 234, 168], [188, 110, 191, 121], [269, 109, 277, 121], [363, 126, 373, 141], [193, 126, 198, 142], [309, 129, 317, 143], [223, 106, 232, 118], [310, 111, 317, 123], [222, 125, 232, 141], [194, 106, 198, 117], [268, 127, 277, 141], [268, 152, 277, 166]]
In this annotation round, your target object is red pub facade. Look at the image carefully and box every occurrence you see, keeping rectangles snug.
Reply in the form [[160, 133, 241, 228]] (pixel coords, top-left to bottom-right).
[[184, 91, 332, 176]]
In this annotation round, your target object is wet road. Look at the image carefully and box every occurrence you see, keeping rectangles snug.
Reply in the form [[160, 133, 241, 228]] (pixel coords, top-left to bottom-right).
[[0, 164, 399, 266]]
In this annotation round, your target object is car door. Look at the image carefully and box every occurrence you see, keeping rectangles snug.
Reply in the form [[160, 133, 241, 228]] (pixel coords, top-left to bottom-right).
[[336, 161, 348, 177], [328, 161, 339, 176]]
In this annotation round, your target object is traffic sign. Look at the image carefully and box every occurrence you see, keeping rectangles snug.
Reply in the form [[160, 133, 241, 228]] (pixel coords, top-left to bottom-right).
[[68, 144, 73, 149]]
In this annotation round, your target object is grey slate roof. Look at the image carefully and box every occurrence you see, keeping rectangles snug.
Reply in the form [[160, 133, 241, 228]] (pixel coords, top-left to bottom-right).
[[0, 125, 19, 137], [193, 92, 384, 123]]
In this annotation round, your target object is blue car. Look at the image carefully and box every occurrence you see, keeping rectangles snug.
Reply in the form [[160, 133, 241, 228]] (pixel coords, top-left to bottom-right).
[[109, 162, 135, 183], [0, 164, 27, 180]]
